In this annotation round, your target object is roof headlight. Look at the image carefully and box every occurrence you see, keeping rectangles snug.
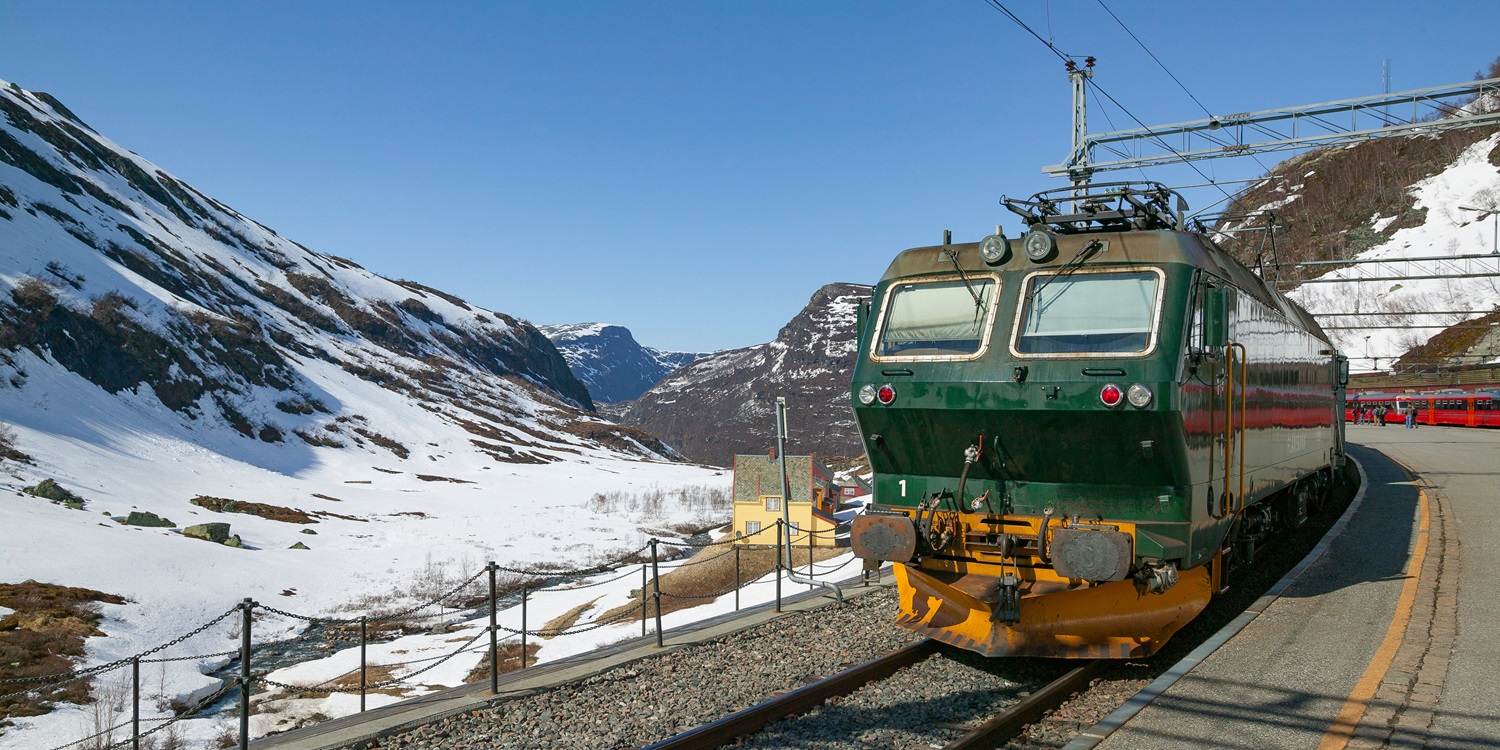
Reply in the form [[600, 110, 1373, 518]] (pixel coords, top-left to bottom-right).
[[1127, 383, 1153, 409], [858, 384, 878, 405], [1023, 228, 1057, 262], [979, 233, 1010, 265]]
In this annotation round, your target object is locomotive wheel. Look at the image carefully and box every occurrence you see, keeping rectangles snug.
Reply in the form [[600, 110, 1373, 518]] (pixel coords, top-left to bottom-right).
[[1290, 484, 1310, 529]]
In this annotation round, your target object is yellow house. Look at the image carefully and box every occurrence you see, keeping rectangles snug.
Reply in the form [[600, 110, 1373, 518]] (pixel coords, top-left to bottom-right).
[[732, 452, 843, 547]]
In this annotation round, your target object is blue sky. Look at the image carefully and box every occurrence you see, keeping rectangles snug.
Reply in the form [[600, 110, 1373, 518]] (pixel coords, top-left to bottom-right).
[[2, 1, 1497, 352]]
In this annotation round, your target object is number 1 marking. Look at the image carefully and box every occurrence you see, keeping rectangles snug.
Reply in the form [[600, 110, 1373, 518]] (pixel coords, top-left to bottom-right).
[[899, 479, 907, 497]]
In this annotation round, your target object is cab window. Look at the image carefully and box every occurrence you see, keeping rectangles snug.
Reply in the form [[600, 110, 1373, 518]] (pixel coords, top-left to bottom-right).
[[873, 276, 999, 360], [1013, 268, 1164, 356]]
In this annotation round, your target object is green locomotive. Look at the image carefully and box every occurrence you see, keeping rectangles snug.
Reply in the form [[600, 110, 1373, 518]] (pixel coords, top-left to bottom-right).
[[849, 183, 1349, 658]]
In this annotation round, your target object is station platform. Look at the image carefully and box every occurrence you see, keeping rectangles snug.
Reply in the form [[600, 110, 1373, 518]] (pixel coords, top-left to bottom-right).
[[1075, 425, 1500, 750]]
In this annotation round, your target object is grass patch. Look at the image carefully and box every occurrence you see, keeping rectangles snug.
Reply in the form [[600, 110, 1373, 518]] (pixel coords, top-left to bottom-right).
[[190, 495, 317, 524], [462, 643, 541, 683], [0, 581, 127, 723], [594, 537, 844, 623], [415, 474, 474, 484], [540, 598, 600, 639]]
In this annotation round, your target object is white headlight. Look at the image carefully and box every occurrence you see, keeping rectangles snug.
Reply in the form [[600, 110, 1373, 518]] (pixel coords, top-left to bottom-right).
[[1127, 383, 1153, 408], [979, 234, 1010, 264], [1023, 229, 1056, 262], [858, 384, 877, 405]]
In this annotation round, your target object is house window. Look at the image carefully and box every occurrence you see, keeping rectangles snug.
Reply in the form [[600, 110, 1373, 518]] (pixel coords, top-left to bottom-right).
[[764, 496, 781, 512], [788, 521, 800, 537], [746, 520, 761, 536]]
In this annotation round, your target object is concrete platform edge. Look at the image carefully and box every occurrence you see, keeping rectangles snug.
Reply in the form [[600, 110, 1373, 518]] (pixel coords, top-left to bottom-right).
[[1063, 456, 1372, 750]]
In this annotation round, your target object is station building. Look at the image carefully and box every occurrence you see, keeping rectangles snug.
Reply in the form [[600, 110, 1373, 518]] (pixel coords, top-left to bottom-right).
[[731, 451, 846, 547]]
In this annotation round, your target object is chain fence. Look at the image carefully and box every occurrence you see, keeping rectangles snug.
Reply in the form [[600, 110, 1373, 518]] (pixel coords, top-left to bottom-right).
[[29, 517, 861, 750]]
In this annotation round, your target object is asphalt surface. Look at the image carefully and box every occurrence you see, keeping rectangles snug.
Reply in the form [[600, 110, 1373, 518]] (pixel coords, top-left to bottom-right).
[[1355, 424, 1500, 749], [1093, 424, 1500, 749]]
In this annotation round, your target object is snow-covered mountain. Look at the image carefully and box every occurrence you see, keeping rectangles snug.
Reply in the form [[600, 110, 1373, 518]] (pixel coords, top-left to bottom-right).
[[538, 322, 702, 404], [613, 283, 871, 467], [0, 80, 728, 748]]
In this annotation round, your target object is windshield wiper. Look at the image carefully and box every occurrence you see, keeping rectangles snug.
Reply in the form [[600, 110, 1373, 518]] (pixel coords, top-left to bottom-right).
[[1026, 240, 1104, 309], [944, 248, 985, 317]]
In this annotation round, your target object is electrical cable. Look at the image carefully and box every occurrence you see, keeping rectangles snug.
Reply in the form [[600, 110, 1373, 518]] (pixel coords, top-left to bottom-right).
[[980, 1, 1234, 202]]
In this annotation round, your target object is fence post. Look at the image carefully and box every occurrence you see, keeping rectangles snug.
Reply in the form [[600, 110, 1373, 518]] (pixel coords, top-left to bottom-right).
[[641, 564, 648, 637], [808, 531, 815, 586], [131, 656, 140, 750], [359, 617, 367, 712], [520, 586, 529, 670], [734, 545, 741, 612], [239, 598, 254, 750], [487, 561, 498, 693], [774, 522, 783, 613], [650, 539, 663, 647]]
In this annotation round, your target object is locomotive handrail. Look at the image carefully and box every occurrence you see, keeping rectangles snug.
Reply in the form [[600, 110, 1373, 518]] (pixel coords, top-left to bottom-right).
[[1223, 342, 1249, 516]]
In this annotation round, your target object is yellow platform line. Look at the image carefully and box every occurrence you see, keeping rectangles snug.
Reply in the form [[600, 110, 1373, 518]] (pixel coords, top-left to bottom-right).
[[1316, 488, 1429, 750]]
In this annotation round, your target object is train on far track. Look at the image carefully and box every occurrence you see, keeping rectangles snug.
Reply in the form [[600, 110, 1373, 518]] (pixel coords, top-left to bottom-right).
[[1347, 389, 1500, 427], [849, 182, 1350, 658]]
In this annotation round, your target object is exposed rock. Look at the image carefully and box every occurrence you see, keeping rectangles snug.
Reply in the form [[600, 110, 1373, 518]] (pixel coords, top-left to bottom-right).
[[123, 511, 174, 527], [289, 541, 310, 550], [300, 528, 317, 535], [182, 522, 231, 543], [223, 535, 244, 548], [22, 479, 86, 510]]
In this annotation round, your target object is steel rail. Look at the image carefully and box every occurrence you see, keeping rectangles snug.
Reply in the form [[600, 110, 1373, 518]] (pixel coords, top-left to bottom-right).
[[941, 660, 1106, 750], [641, 639, 941, 750]]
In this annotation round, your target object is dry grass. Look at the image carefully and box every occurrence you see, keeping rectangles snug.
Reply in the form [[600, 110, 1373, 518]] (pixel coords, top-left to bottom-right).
[[0, 581, 127, 722], [190, 495, 317, 524], [594, 536, 844, 623], [462, 643, 542, 682], [539, 598, 600, 639]]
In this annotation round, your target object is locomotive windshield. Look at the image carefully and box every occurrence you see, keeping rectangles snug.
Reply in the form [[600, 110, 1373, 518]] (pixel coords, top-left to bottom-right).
[[874, 276, 998, 359], [1013, 268, 1163, 356]]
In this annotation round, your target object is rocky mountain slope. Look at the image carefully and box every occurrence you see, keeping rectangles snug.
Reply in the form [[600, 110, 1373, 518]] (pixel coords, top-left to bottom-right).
[[0, 79, 678, 464], [538, 322, 701, 403], [613, 282, 871, 467], [0, 78, 731, 750], [1216, 64, 1500, 373]]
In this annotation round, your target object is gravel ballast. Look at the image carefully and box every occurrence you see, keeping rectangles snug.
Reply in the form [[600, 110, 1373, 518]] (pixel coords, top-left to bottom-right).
[[355, 589, 919, 749]]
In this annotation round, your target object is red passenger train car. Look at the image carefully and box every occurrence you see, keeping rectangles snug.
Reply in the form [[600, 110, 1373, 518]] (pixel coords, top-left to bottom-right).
[[1345, 391, 1500, 428]]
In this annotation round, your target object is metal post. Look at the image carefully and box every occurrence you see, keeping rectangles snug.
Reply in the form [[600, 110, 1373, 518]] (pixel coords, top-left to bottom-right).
[[773, 397, 842, 605], [807, 530, 815, 586], [239, 598, 253, 750], [487, 562, 498, 694], [520, 587, 528, 670], [734, 545, 741, 612], [131, 656, 139, 750], [650, 539, 663, 647], [359, 617, 367, 712], [641, 564, 648, 636], [774, 521, 782, 613]]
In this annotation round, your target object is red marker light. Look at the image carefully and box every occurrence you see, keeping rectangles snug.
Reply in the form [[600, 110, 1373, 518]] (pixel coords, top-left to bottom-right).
[[1100, 384, 1123, 407], [877, 384, 897, 405]]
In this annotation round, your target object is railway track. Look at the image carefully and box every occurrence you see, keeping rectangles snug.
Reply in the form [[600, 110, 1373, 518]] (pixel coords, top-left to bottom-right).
[[643, 640, 1102, 750]]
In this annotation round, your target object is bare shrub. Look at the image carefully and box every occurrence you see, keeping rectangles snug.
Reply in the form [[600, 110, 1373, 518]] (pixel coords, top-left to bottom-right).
[[586, 484, 729, 528]]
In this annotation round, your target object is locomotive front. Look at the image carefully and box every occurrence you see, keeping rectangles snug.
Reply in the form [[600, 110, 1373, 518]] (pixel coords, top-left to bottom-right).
[[849, 186, 1230, 658]]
